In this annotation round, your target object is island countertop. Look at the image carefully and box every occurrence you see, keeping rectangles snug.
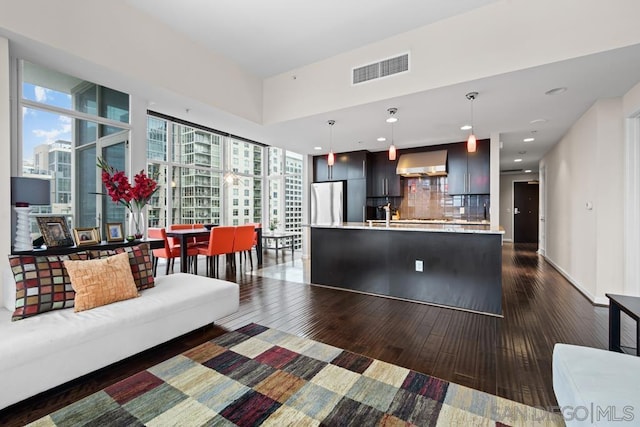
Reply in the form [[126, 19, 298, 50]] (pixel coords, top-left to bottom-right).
[[310, 221, 505, 235], [310, 223, 504, 316]]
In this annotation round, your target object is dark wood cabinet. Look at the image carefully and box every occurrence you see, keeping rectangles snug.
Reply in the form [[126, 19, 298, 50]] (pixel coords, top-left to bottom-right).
[[446, 140, 490, 195], [345, 151, 367, 180], [367, 151, 402, 197], [346, 178, 366, 222], [314, 150, 367, 182], [446, 143, 468, 195], [313, 151, 369, 222], [314, 156, 329, 182]]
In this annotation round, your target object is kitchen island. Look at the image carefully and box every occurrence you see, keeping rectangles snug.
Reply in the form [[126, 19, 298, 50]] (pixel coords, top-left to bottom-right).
[[310, 222, 504, 316]]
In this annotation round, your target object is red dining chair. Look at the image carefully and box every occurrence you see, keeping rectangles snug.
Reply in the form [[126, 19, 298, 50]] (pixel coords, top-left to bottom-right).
[[167, 224, 195, 248], [148, 227, 199, 275], [232, 224, 256, 270], [196, 226, 236, 278], [192, 223, 209, 248], [251, 223, 261, 260]]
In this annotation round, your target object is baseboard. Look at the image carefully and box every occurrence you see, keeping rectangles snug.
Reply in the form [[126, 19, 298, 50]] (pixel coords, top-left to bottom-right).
[[542, 254, 604, 305], [503, 238, 513, 243]]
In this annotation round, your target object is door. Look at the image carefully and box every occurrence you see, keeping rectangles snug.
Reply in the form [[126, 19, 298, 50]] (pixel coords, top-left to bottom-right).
[[514, 181, 539, 243]]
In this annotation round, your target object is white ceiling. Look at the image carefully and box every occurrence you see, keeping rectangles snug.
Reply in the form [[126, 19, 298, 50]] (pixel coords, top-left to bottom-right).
[[122, 0, 640, 174], [127, 0, 499, 78], [11, 1, 638, 175]]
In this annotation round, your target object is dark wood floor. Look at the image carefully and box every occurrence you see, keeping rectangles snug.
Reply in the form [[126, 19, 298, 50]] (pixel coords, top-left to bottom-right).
[[1, 243, 628, 425]]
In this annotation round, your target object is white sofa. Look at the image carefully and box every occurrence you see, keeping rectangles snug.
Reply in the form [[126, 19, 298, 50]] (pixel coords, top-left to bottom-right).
[[553, 343, 640, 426], [0, 271, 239, 410]]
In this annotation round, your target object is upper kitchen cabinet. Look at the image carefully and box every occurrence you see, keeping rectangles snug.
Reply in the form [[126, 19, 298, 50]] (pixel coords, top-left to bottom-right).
[[314, 156, 330, 182], [313, 151, 367, 182], [367, 151, 402, 197], [342, 151, 368, 180], [447, 140, 490, 195]]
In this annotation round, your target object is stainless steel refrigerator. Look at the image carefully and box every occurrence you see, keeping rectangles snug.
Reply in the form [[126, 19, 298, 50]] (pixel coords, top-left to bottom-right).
[[310, 181, 344, 226]]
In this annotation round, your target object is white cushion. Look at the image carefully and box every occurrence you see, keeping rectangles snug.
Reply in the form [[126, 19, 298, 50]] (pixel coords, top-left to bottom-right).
[[553, 343, 640, 426], [0, 273, 238, 409]]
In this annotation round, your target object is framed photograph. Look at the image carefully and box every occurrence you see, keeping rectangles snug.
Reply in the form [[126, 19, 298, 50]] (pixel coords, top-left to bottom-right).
[[106, 223, 124, 242], [36, 216, 74, 247], [73, 227, 100, 246]]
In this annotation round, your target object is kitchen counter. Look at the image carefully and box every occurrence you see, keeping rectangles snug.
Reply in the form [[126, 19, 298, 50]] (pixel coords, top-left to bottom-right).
[[312, 221, 504, 235], [311, 221, 503, 316]]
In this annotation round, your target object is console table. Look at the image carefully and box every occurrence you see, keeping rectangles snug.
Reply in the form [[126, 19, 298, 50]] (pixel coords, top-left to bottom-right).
[[606, 293, 640, 356], [11, 239, 163, 256], [262, 232, 297, 258]]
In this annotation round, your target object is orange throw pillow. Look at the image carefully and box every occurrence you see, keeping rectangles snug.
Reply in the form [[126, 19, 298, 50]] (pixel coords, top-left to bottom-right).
[[64, 252, 139, 312]]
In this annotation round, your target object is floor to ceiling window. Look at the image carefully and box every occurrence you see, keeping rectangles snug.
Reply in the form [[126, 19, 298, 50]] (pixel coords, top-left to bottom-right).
[[268, 147, 303, 248], [146, 113, 263, 227], [19, 60, 130, 237], [17, 60, 301, 240]]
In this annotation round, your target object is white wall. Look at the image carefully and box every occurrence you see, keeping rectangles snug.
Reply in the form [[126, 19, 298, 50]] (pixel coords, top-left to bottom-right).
[[499, 173, 540, 242], [0, 37, 11, 304], [264, 0, 640, 124], [0, 0, 263, 124], [541, 98, 624, 303], [622, 82, 640, 296]]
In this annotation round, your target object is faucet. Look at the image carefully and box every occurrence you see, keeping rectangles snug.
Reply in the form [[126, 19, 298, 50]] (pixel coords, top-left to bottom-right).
[[383, 202, 391, 227]]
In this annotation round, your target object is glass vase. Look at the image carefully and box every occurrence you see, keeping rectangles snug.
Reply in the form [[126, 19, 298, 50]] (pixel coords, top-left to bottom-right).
[[129, 207, 146, 240]]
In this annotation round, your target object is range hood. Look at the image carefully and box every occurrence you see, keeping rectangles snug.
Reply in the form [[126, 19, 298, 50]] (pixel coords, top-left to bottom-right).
[[396, 150, 448, 177]]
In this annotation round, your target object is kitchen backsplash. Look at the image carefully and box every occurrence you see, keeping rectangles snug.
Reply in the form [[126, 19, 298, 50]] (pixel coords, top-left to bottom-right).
[[397, 176, 490, 221]]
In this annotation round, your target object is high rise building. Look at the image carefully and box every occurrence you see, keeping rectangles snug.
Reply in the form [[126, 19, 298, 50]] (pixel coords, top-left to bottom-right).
[[31, 140, 72, 215]]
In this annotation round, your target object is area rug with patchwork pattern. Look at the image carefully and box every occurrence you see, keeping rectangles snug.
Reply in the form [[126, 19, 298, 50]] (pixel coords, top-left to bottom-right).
[[30, 323, 563, 426]]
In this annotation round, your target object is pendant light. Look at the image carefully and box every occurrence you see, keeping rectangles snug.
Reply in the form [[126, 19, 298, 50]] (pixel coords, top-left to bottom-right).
[[327, 120, 335, 166], [465, 92, 478, 153], [387, 108, 397, 161]]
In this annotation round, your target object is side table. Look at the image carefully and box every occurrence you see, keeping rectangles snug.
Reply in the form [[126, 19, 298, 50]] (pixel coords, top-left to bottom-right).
[[606, 293, 640, 356], [262, 232, 297, 259]]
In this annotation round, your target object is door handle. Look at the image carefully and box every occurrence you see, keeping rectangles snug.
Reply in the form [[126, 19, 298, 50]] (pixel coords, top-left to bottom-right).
[[514, 207, 520, 215]]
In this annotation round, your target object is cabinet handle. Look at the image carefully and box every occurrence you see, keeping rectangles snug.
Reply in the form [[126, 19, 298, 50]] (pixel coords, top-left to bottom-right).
[[386, 178, 389, 195], [362, 206, 366, 221], [362, 160, 366, 177]]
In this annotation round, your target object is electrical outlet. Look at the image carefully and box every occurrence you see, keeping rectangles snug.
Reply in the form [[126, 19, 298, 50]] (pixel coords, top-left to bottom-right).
[[415, 260, 423, 272], [460, 207, 465, 214]]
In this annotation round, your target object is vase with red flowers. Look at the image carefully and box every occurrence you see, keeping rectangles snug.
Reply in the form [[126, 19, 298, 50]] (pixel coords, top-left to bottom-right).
[[97, 158, 158, 240]]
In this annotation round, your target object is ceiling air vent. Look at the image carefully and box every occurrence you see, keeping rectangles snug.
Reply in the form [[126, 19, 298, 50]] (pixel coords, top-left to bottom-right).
[[352, 53, 409, 85]]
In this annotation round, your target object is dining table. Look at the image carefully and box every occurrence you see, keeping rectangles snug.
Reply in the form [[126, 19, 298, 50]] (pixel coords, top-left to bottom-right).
[[166, 225, 263, 273]]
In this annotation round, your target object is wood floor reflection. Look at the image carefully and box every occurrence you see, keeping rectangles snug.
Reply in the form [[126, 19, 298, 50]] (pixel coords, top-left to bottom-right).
[[2, 243, 626, 426]]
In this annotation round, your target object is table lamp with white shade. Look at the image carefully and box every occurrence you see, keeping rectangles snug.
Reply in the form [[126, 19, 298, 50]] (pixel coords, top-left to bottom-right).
[[11, 177, 51, 251]]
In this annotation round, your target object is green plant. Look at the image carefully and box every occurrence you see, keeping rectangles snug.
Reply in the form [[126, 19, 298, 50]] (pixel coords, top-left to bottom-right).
[[269, 218, 279, 231]]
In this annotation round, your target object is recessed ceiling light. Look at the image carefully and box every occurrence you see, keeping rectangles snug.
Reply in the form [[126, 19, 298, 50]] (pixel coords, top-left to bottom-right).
[[377, 137, 387, 142], [313, 146, 322, 150], [460, 124, 472, 130], [545, 87, 567, 96], [523, 137, 535, 142], [524, 169, 532, 173], [530, 118, 547, 124], [514, 158, 523, 162], [386, 117, 398, 123]]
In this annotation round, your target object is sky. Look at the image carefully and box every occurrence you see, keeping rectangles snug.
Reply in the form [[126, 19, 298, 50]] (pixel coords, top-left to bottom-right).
[[22, 83, 73, 164]]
